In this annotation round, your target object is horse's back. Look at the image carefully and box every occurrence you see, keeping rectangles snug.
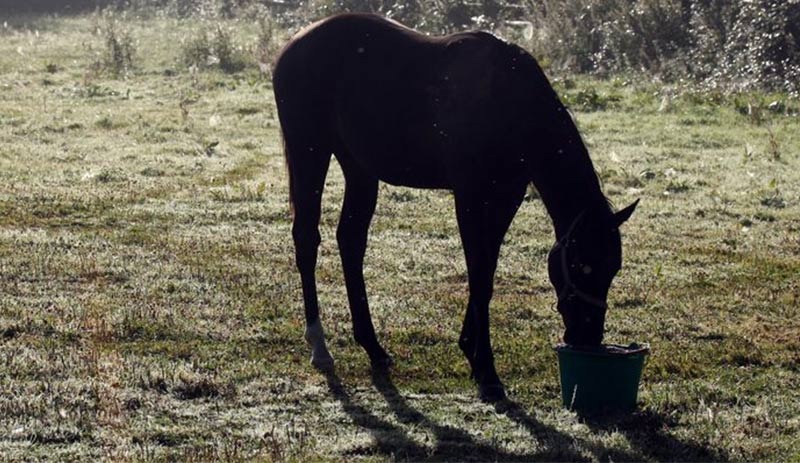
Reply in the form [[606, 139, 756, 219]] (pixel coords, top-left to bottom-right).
[[273, 14, 430, 92], [273, 14, 541, 189]]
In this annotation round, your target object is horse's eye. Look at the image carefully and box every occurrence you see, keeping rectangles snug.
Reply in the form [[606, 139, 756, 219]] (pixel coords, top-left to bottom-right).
[[582, 265, 592, 275]]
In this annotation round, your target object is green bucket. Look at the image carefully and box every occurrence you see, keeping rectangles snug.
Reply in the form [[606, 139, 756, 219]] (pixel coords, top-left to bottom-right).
[[555, 343, 650, 412]]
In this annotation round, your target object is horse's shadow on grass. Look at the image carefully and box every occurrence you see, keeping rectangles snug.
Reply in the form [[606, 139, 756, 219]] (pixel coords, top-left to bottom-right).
[[368, 370, 587, 461], [325, 369, 726, 462], [326, 370, 601, 461], [325, 369, 582, 461]]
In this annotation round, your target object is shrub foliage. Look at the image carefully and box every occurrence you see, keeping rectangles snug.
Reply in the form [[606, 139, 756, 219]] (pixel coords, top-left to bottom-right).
[[11, 0, 800, 91], [521, 0, 800, 92]]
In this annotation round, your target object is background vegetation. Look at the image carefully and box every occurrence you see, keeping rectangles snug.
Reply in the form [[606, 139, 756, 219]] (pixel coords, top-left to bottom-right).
[[0, 1, 798, 461], [10, 0, 800, 92]]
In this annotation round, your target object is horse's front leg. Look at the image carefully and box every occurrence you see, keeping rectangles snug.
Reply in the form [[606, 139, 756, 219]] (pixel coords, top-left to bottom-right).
[[336, 156, 393, 369], [455, 184, 525, 402]]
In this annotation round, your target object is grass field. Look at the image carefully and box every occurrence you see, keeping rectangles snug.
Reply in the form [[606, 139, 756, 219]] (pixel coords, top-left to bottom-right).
[[1, 12, 799, 462]]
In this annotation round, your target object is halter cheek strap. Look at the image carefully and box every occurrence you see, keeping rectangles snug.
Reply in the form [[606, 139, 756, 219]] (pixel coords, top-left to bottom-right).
[[553, 211, 609, 311]]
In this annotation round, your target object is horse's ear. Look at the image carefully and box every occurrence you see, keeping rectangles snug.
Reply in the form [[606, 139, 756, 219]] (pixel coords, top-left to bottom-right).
[[614, 199, 639, 227]]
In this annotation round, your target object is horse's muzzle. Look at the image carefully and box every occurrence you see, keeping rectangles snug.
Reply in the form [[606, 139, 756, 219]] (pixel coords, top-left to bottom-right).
[[562, 316, 604, 347]]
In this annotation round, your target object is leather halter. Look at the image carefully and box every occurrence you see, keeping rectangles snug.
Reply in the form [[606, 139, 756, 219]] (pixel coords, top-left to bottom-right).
[[552, 211, 609, 311]]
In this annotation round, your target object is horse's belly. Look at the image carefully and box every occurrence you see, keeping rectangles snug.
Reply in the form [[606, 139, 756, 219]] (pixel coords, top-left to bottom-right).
[[376, 162, 451, 189], [343, 134, 451, 189]]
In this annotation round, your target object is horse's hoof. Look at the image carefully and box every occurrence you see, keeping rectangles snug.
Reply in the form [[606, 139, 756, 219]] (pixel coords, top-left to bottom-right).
[[479, 383, 507, 403], [310, 354, 335, 372]]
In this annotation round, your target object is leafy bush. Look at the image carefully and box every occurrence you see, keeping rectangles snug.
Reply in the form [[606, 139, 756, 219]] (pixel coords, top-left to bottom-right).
[[524, 0, 800, 92], [96, 10, 136, 77], [182, 23, 248, 73], [716, 1, 800, 91], [255, 15, 279, 75], [72, 0, 800, 91], [305, 0, 512, 34]]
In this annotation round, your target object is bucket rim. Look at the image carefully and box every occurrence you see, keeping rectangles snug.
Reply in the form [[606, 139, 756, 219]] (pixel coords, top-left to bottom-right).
[[554, 342, 650, 357]]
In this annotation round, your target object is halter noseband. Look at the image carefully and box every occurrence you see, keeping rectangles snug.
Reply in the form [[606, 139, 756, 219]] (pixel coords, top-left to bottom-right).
[[552, 211, 609, 311]]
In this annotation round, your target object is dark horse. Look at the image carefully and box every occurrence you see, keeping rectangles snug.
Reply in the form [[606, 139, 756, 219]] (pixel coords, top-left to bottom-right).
[[273, 13, 638, 401]]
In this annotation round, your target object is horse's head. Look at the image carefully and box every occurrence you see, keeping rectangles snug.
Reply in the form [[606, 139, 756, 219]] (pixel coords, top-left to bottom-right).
[[547, 200, 638, 346]]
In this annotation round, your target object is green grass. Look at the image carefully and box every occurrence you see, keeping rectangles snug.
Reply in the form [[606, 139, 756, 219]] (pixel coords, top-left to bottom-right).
[[1, 13, 799, 462]]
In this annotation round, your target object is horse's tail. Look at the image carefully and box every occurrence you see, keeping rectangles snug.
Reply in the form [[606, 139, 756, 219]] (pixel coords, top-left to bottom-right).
[[281, 131, 295, 216], [273, 44, 293, 217]]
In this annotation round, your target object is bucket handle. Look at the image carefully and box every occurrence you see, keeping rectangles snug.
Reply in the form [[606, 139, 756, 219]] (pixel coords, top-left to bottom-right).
[[569, 384, 579, 411]]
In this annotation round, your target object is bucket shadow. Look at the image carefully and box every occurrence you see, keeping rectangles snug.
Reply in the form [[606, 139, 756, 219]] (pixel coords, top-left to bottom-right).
[[494, 399, 641, 462], [578, 409, 729, 462]]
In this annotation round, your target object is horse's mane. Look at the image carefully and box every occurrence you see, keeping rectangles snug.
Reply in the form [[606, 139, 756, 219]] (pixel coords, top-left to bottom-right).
[[503, 43, 615, 215]]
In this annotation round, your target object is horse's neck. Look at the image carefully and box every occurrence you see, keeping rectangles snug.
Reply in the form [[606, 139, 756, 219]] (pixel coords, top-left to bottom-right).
[[531, 148, 610, 239]]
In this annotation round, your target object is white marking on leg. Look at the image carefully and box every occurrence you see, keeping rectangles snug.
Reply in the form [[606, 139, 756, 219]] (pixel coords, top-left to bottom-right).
[[304, 318, 334, 370]]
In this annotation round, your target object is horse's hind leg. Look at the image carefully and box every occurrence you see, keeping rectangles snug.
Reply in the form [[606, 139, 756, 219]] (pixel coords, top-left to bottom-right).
[[287, 139, 334, 370], [335, 155, 392, 369]]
